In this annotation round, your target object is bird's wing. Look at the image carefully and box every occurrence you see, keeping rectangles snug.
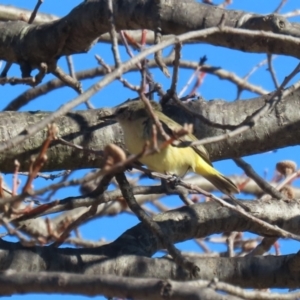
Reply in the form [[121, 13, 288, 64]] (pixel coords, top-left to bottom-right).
[[156, 111, 213, 167]]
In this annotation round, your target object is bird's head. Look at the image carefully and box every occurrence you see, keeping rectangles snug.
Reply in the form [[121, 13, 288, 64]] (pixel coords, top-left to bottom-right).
[[113, 100, 162, 121]]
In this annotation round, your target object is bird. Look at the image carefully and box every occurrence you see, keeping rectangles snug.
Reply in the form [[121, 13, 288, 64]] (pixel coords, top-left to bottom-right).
[[110, 100, 240, 198]]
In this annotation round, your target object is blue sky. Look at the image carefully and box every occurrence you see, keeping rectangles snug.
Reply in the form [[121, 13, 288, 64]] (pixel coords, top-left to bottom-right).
[[1, 0, 300, 298]]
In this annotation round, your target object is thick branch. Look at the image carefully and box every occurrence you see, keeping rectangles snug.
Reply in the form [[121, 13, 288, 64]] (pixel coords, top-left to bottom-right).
[[0, 89, 299, 172], [0, 271, 239, 299], [1, 0, 300, 70], [1, 200, 300, 288]]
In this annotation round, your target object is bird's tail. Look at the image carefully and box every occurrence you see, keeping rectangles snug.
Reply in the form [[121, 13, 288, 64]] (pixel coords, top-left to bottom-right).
[[194, 162, 239, 195]]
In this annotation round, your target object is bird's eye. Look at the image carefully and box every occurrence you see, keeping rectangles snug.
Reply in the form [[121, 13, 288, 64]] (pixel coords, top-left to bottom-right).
[[116, 107, 127, 115]]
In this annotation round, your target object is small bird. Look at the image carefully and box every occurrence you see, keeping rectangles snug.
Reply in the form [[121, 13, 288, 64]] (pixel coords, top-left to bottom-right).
[[111, 100, 240, 197]]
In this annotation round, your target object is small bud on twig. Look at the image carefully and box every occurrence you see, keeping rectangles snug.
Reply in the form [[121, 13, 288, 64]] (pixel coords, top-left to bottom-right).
[[276, 160, 297, 177]]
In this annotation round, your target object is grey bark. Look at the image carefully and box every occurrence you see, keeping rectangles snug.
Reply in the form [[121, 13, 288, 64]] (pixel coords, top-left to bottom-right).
[[0, 90, 298, 172], [0, 1, 300, 297], [1, 0, 300, 72], [1, 200, 300, 289], [0, 270, 242, 299]]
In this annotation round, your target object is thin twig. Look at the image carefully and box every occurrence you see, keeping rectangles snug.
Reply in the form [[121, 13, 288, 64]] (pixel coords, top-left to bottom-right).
[[267, 54, 279, 89], [249, 169, 299, 256], [115, 172, 200, 276], [5, 57, 268, 111], [233, 158, 282, 199], [0, 133, 162, 207], [66, 55, 94, 109], [139, 93, 170, 141], [18, 170, 71, 181], [1, 218, 39, 247], [243, 57, 269, 82], [227, 232, 238, 257], [107, 0, 122, 67], [22, 124, 58, 194], [273, 0, 287, 13], [189, 65, 300, 147], [178, 56, 207, 98], [65, 237, 108, 248], [0, 26, 295, 152], [120, 30, 165, 97], [188, 71, 206, 97], [66, 56, 76, 79], [50, 203, 98, 247], [28, 0, 43, 24], [154, 27, 170, 77], [177, 179, 300, 242], [282, 9, 300, 18], [95, 55, 139, 91], [275, 170, 300, 190], [171, 61, 299, 135], [140, 170, 300, 243], [51, 65, 82, 94], [170, 43, 181, 94], [248, 236, 278, 256]]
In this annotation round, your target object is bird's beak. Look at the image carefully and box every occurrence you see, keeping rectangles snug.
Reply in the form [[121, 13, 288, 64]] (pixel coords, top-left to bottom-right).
[[100, 109, 117, 122], [102, 114, 116, 120]]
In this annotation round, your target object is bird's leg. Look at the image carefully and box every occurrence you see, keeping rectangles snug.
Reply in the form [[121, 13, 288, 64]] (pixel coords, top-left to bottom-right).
[[161, 178, 176, 193], [126, 165, 133, 172], [164, 173, 181, 189], [147, 172, 156, 180]]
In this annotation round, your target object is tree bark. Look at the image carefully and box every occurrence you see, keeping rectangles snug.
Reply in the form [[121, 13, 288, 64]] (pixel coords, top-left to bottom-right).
[[0, 90, 299, 172], [1, 199, 300, 288], [1, 0, 300, 70]]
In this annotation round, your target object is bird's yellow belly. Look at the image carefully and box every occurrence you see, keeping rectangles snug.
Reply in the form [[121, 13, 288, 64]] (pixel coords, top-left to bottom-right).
[[122, 121, 195, 176], [139, 146, 194, 176]]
